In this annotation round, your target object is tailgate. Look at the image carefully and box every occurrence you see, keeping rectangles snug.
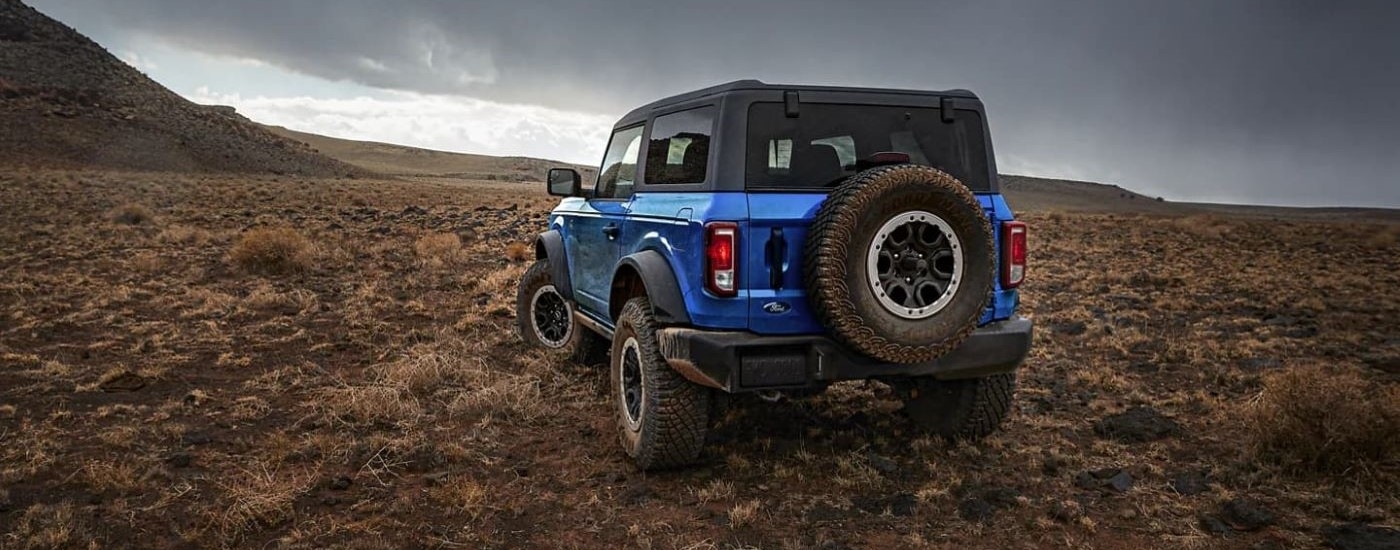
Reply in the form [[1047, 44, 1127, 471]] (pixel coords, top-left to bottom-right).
[[743, 193, 826, 334]]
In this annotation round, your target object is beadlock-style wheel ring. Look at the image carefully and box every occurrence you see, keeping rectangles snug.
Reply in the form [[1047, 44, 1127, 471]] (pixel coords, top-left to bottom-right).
[[865, 209, 963, 319], [619, 337, 645, 431], [530, 284, 573, 348]]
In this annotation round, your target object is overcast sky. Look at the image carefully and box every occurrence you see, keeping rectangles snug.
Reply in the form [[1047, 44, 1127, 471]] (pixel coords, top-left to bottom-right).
[[29, 0, 1400, 207]]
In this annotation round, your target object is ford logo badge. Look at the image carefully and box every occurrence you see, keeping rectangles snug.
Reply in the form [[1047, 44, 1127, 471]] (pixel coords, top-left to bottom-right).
[[762, 301, 791, 314]]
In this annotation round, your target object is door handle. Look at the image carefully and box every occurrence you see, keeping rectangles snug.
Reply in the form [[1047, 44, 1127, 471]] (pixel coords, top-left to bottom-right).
[[602, 223, 620, 238], [766, 227, 787, 290]]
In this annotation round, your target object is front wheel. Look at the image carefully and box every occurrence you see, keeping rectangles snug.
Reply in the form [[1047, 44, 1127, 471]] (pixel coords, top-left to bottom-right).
[[610, 297, 710, 470], [895, 374, 1016, 440], [515, 260, 608, 365]]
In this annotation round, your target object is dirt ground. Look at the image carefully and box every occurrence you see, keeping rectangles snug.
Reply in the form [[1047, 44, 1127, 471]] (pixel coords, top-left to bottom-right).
[[0, 169, 1396, 549]]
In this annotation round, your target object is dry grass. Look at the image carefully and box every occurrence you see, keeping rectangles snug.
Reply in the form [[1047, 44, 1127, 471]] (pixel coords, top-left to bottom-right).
[[108, 202, 155, 225], [1248, 366, 1400, 476], [414, 231, 466, 268], [728, 500, 762, 528], [1, 169, 1396, 548], [214, 463, 314, 539], [504, 242, 532, 262], [1365, 226, 1399, 249], [229, 226, 314, 275]]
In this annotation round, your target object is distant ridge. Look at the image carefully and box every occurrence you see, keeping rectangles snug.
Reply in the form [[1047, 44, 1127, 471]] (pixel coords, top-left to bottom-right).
[[0, 0, 358, 176], [264, 125, 597, 182]]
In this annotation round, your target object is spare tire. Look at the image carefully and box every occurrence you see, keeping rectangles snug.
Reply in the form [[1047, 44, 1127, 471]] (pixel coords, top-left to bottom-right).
[[804, 164, 994, 364]]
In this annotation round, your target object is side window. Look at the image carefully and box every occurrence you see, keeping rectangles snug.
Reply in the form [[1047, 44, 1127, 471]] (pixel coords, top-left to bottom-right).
[[595, 125, 644, 199], [644, 106, 715, 185], [767, 139, 793, 172]]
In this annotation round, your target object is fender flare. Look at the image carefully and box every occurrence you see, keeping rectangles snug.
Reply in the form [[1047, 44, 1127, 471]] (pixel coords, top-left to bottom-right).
[[614, 250, 692, 325], [534, 230, 573, 300]]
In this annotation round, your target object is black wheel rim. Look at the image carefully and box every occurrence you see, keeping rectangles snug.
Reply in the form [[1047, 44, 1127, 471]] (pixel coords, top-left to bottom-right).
[[531, 285, 571, 347], [620, 338, 643, 428], [867, 210, 962, 319]]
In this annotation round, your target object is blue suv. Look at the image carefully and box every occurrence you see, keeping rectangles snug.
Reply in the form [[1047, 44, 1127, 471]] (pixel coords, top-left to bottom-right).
[[517, 81, 1032, 469]]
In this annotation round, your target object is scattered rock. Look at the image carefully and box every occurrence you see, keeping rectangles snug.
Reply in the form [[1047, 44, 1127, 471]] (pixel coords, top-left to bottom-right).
[[1323, 523, 1400, 550], [1238, 357, 1283, 372], [620, 483, 652, 505], [98, 370, 147, 392], [855, 493, 917, 516], [330, 476, 352, 491], [1361, 353, 1400, 374], [1048, 500, 1083, 522], [867, 453, 898, 475], [1199, 512, 1233, 536], [805, 504, 849, 523], [1075, 467, 1134, 494], [400, 205, 428, 216], [165, 451, 192, 468], [958, 497, 995, 523], [1052, 321, 1088, 336], [1169, 469, 1211, 496], [1220, 498, 1276, 532], [1094, 406, 1179, 443], [956, 485, 1020, 522]]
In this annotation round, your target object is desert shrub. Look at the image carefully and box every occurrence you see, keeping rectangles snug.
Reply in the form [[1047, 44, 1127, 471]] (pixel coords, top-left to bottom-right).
[[504, 242, 532, 262], [1248, 366, 1400, 475], [414, 232, 465, 268], [229, 227, 313, 275], [1171, 214, 1233, 240], [109, 203, 155, 225], [1365, 226, 1398, 249]]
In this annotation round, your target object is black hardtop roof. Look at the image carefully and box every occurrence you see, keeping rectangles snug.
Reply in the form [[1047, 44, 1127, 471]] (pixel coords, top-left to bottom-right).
[[617, 80, 980, 126]]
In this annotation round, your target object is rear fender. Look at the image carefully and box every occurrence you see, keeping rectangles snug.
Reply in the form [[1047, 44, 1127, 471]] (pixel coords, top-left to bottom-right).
[[613, 250, 692, 325]]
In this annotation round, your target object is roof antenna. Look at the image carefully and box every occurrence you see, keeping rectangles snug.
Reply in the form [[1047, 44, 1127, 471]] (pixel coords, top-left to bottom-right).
[[784, 90, 800, 118]]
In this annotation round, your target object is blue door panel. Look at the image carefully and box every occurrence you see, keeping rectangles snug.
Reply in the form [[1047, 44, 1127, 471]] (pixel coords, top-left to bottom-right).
[[553, 197, 627, 318]]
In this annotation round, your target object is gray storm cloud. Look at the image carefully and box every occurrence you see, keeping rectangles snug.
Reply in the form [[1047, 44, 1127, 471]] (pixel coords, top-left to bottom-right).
[[28, 0, 1400, 207]]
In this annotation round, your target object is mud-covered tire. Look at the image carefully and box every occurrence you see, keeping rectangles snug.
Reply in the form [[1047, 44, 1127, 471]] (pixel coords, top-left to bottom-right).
[[897, 374, 1015, 440], [515, 260, 608, 365], [804, 164, 994, 364], [610, 297, 709, 470]]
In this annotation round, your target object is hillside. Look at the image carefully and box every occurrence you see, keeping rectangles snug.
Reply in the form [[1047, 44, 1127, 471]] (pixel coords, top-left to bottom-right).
[[999, 174, 1177, 213], [1000, 174, 1400, 220], [0, 1, 356, 176], [265, 125, 596, 182]]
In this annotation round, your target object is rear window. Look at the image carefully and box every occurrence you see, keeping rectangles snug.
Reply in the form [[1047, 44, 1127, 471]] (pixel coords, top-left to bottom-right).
[[745, 102, 991, 191]]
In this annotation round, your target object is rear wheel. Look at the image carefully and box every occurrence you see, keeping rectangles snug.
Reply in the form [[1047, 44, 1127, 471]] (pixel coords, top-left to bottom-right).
[[610, 297, 710, 470], [895, 374, 1016, 440], [515, 260, 608, 365]]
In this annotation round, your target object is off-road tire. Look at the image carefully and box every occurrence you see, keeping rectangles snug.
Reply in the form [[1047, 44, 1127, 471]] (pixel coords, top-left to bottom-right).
[[804, 164, 994, 364], [897, 374, 1015, 440], [515, 259, 608, 365], [611, 297, 709, 470]]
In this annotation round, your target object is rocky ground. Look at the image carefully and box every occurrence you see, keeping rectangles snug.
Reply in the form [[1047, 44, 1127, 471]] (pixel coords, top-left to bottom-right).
[[0, 169, 1396, 548]]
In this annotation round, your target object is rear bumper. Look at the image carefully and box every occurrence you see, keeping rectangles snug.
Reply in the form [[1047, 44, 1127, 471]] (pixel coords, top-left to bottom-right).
[[655, 317, 1033, 393]]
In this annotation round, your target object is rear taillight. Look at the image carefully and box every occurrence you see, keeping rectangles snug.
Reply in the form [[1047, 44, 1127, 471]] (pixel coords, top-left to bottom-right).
[[1002, 221, 1027, 288], [705, 222, 738, 297]]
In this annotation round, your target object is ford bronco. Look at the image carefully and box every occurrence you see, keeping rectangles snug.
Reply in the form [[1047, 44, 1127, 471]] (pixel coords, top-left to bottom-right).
[[517, 80, 1032, 469]]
